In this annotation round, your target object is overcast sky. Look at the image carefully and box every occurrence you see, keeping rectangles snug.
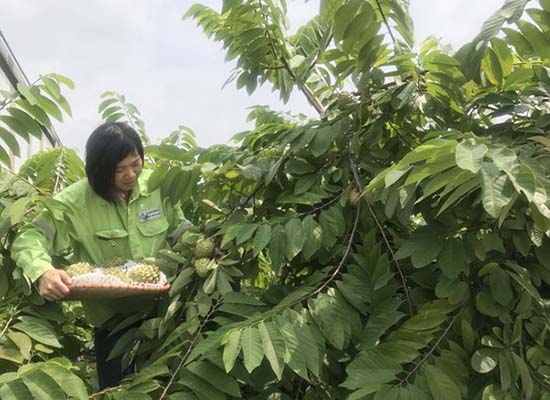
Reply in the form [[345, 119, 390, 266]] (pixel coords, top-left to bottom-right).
[[1, 0, 505, 156]]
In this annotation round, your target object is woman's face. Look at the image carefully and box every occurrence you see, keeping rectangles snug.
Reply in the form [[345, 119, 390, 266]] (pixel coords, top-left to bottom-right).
[[113, 151, 143, 196]]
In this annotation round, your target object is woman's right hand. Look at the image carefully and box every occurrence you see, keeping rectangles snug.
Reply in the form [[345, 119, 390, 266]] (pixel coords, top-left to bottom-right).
[[37, 269, 72, 301]]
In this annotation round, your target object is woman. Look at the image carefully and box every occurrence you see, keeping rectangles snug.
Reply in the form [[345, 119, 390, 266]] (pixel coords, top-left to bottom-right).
[[11, 122, 185, 388]]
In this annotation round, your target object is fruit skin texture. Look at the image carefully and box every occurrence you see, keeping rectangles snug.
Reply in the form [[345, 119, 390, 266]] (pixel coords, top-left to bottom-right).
[[66, 262, 95, 277], [128, 264, 161, 284], [194, 258, 214, 278], [103, 267, 129, 283], [195, 238, 215, 258], [349, 188, 361, 207], [104, 256, 126, 268]]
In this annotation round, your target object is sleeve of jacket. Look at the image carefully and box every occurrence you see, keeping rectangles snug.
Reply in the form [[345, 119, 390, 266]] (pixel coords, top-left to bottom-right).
[[11, 210, 72, 283]]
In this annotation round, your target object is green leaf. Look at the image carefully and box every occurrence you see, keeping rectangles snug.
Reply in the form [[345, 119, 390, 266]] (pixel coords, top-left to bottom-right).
[[12, 316, 61, 348], [186, 361, 240, 397], [395, 228, 443, 268], [98, 98, 119, 113], [268, 224, 286, 272], [425, 365, 461, 400], [40, 75, 61, 99], [252, 224, 271, 256], [22, 370, 65, 400], [342, 348, 401, 390], [455, 142, 488, 173], [0, 115, 29, 142], [439, 238, 465, 279], [0, 380, 33, 400], [42, 364, 88, 400], [34, 92, 63, 122], [179, 374, 225, 400], [471, 348, 498, 373], [284, 218, 305, 261], [481, 47, 503, 85], [6, 332, 31, 360], [302, 215, 322, 260], [333, 0, 362, 42], [6, 108, 42, 139], [490, 37, 513, 77], [222, 329, 241, 373], [480, 162, 514, 218], [9, 197, 31, 225], [343, 10, 374, 53], [489, 267, 513, 306], [391, 81, 416, 110], [517, 20, 550, 59], [508, 164, 536, 202], [275, 314, 308, 380], [235, 223, 258, 245], [242, 326, 263, 374], [319, 206, 345, 248], [309, 125, 339, 157], [258, 321, 284, 380], [0, 126, 21, 157], [512, 352, 534, 397]]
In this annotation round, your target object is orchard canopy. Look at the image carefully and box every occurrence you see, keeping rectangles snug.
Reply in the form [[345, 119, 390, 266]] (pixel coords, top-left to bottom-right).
[[1, 0, 550, 399]]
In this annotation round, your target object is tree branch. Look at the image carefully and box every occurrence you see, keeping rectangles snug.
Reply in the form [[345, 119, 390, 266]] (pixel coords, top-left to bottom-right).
[[348, 155, 414, 315], [400, 314, 458, 384], [258, 0, 325, 116], [375, 0, 397, 46]]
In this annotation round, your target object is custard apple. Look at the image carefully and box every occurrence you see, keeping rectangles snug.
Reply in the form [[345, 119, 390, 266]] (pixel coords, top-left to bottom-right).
[[66, 262, 94, 277], [128, 264, 161, 284], [103, 267, 129, 284], [194, 258, 215, 278], [195, 238, 215, 258], [349, 188, 361, 207]]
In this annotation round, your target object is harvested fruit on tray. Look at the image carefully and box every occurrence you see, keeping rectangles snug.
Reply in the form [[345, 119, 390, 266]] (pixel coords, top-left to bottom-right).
[[64, 260, 170, 300]]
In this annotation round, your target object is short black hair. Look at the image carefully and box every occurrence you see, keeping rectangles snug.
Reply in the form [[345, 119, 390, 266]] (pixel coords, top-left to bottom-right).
[[85, 122, 144, 203]]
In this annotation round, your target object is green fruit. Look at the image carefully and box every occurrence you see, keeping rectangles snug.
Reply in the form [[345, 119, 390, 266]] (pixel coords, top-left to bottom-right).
[[194, 258, 214, 278], [104, 256, 126, 268], [66, 262, 94, 277], [195, 238, 215, 258], [103, 267, 129, 283], [336, 92, 354, 109], [128, 264, 161, 284], [349, 188, 361, 207]]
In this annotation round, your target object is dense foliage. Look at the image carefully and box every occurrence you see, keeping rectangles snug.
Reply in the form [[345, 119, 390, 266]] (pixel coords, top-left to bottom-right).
[[1, 0, 550, 398]]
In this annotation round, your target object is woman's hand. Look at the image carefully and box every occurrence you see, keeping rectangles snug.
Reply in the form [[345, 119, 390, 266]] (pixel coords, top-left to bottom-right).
[[37, 269, 72, 301]]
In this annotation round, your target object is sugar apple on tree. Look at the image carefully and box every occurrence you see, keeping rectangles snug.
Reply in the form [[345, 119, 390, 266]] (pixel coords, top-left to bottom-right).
[[103, 256, 126, 268], [194, 238, 215, 258], [193, 257, 215, 278], [128, 264, 161, 284], [103, 267, 129, 284], [349, 188, 361, 207], [66, 262, 94, 277]]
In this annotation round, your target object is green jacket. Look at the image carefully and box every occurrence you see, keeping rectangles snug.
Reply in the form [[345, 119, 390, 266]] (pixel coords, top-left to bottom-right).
[[11, 171, 184, 326]]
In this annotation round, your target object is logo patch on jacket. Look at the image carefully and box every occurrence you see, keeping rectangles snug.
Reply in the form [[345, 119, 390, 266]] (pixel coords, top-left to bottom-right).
[[139, 207, 161, 222]]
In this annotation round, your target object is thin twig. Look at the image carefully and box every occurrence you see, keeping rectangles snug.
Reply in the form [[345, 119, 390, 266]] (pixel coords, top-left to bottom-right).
[[52, 147, 65, 195], [400, 314, 458, 384], [159, 297, 221, 399], [375, 0, 397, 46], [348, 155, 414, 315], [258, 0, 325, 115], [89, 384, 124, 399], [0, 299, 23, 340], [297, 192, 344, 217], [298, 200, 361, 302]]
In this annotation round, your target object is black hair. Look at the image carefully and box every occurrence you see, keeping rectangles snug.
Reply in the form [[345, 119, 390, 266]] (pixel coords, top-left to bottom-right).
[[85, 122, 144, 203]]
